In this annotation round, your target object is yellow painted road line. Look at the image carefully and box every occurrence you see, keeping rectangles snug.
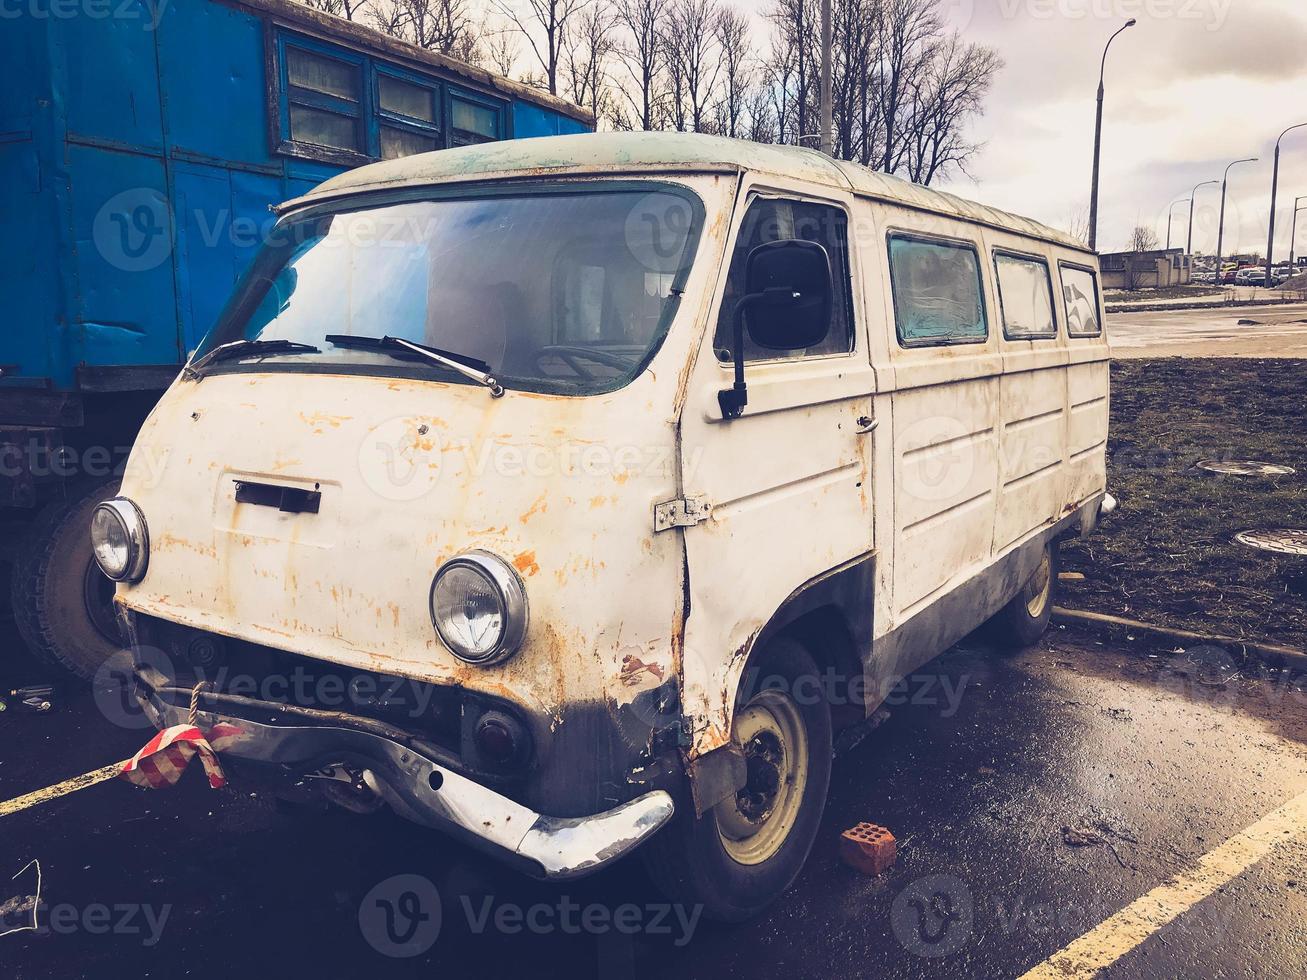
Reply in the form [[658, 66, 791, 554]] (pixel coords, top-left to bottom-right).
[[1020, 789, 1307, 980], [0, 761, 126, 819]]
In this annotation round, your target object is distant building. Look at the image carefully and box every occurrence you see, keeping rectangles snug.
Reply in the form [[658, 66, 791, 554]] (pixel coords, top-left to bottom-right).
[[1099, 248, 1191, 290]]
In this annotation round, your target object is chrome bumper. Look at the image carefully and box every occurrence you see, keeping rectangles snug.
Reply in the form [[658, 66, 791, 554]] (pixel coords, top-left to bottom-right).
[[137, 678, 674, 880]]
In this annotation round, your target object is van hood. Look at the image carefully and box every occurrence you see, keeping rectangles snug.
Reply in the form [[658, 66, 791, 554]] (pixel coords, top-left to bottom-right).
[[117, 370, 686, 710]]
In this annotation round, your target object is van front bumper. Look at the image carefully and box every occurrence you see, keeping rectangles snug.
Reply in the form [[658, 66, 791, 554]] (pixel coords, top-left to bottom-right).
[[134, 669, 674, 880]]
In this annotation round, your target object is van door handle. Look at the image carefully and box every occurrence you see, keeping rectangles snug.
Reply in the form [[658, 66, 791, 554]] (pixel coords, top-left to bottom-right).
[[855, 416, 878, 434]]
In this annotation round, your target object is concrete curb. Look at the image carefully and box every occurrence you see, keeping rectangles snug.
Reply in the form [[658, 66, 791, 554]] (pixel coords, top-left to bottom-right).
[[1105, 298, 1305, 314], [1052, 606, 1307, 675]]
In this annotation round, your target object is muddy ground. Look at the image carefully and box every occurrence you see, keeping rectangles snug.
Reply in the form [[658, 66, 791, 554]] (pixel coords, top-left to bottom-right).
[[1060, 358, 1307, 651]]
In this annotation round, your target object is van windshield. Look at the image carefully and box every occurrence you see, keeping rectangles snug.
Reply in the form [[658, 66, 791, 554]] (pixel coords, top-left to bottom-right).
[[195, 185, 702, 394]]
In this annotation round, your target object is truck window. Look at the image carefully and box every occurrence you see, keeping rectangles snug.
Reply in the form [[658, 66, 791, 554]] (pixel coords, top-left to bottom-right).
[[285, 45, 364, 154], [378, 72, 441, 160], [275, 33, 506, 163], [1060, 264, 1103, 337], [714, 199, 854, 363], [995, 251, 1057, 339], [888, 234, 988, 347]]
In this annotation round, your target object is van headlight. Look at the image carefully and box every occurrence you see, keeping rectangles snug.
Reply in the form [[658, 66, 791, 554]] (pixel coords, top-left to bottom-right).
[[429, 550, 528, 665], [90, 498, 149, 583]]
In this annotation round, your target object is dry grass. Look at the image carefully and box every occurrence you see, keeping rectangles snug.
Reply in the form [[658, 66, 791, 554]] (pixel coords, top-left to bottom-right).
[[1060, 359, 1307, 650]]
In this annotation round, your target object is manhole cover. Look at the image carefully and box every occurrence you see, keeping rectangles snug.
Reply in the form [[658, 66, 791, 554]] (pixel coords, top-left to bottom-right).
[[1197, 460, 1296, 477], [1234, 529, 1307, 557]]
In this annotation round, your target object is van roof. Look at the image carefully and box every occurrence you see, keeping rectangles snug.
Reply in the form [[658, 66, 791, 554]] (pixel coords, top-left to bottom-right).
[[284, 132, 1089, 253]]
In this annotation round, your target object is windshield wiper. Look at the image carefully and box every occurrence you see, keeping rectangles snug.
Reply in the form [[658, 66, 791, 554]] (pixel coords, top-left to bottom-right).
[[325, 335, 504, 398], [185, 339, 321, 378]]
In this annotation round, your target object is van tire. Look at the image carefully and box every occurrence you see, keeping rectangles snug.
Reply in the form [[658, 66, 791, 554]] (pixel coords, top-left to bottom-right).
[[987, 541, 1058, 649], [10, 479, 124, 681], [642, 635, 831, 922]]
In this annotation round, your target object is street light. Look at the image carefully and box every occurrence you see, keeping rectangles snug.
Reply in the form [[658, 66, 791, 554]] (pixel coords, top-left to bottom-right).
[[1264, 122, 1307, 287], [819, 0, 832, 155], [1187, 179, 1218, 255], [1166, 198, 1187, 250], [1214, 157, 1258, 289], [1088, 18, 1137, 251], [1291, 195, 1307, 270]]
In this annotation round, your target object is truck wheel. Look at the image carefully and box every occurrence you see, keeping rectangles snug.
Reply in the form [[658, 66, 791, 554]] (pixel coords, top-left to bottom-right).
[[643, 635, 832, 922], [986, 541, 1058, 649], [9, 479, 123, 680]]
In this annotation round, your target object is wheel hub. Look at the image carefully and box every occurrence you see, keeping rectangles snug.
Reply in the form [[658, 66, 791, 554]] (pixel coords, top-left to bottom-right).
[[715, 690, 809, 866]]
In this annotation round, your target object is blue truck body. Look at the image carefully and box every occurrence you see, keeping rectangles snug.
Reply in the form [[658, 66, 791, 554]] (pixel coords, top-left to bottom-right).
[[1, 0, 590, 402], [0, 0, 590, 673]]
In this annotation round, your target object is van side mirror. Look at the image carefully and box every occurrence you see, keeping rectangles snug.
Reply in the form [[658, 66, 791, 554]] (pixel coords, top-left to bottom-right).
[[718, 240, 834, 419]]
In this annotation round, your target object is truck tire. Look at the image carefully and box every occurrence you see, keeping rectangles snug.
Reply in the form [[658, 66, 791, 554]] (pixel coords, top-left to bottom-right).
[[642, 635, 832, 922], [10, 479, 123, 680], [986, 540, 1058, 650]]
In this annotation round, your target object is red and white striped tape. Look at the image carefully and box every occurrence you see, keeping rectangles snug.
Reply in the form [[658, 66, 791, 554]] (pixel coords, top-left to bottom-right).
[[118, 723, 242, 790]]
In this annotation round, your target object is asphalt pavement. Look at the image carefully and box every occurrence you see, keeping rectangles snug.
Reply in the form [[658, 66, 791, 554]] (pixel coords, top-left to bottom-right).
[[1108, 301, 1307, 358], [3, 620, 1305, 980]]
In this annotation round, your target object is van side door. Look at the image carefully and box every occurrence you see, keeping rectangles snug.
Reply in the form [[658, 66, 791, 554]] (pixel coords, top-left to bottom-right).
[[675, 184, 876, 759]]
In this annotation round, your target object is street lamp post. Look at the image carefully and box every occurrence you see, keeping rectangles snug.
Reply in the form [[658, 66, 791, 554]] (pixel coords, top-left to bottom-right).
[[1264, 122, 1307, 287], [1088, 18, 1137, 251], [1214, 157, 1258, 289], [1291, 195, 1307, 269], [1166, 198, 1187, 250], [819, 0, 832, 155], [1187, 179, 1218, 255]]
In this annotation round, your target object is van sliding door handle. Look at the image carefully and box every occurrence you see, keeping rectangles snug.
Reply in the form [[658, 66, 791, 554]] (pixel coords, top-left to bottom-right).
[[855, 416, 878, 434]]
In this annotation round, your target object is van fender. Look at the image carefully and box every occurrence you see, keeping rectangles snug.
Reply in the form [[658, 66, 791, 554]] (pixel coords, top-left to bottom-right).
[[683, 552, 874, 815]]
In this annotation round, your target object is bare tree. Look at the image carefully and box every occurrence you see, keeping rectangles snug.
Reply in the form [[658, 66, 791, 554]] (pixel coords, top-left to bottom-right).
[[613, 0, 669, 131], [1125, 224, 1160, 290], [1066, 205, 1090, 246], [899, 33, 1000, 184], [563, 1, 618, 119], [744, 82, 777, 143], [369, 0, 481, 59], [663, 0, 722, 132], [759, 0, 998, 183], [304, 0, 372, 21], [714, 6, 750, 138], [484, 24, 521, 77], [496, 0, 584, 95]]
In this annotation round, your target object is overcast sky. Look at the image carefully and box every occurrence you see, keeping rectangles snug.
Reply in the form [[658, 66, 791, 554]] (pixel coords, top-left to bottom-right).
[[726, 0, 1307, 255], [926, 0, 1307, 255]]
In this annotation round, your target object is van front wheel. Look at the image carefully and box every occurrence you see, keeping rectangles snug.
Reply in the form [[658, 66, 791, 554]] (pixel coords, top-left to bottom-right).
[[986, 541, 1058, 649], [643, 636, 831, 922]]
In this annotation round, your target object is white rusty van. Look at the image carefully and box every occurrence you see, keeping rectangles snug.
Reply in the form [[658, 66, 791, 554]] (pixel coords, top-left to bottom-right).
[[100, 133, 1110, 920]]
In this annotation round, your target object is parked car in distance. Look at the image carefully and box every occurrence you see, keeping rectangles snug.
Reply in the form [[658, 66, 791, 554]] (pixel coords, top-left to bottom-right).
[[100, 132, 1113, 922]]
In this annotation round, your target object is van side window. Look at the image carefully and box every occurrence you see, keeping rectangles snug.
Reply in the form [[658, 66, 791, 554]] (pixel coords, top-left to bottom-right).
[[714, 199, 853, 363], [1060, 265, 1102, 337], [995, 252, 1057, 339], [888, 234, 988, 346]]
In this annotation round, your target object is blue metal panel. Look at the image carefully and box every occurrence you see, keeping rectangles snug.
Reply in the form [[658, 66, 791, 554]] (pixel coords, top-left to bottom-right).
[[0, 12, 57, 382], [555, 114, 590, 136], [155, 0, 271, 165], [173, 164, 288, 353], [64, 144, 180, 379], [511, 101, 562, 140], [0, 142, 56, 380], [56, 1, 164, 151]]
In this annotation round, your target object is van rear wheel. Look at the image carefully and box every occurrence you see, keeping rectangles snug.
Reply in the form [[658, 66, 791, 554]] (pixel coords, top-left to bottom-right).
[[642, 636, 831, 922], [986, 541, 1058, 649]]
